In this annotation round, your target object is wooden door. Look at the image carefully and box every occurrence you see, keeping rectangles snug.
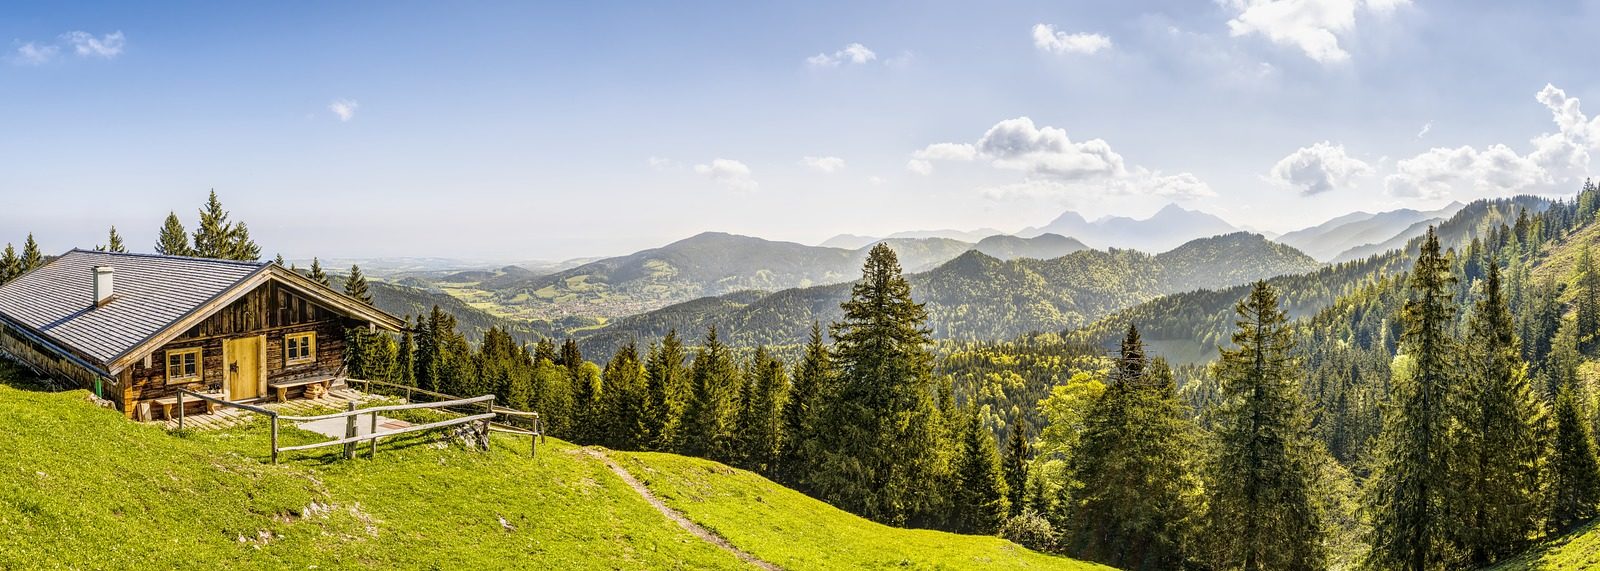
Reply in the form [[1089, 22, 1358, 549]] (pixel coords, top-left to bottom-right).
[[225, 336, 264, 401]]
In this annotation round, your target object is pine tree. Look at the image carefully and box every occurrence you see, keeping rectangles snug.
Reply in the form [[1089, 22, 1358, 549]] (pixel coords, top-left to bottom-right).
[[530, 356, 575, 439], [1448, 262, 1546, 566], [1002, 422, 1029, 519], [273, 254, 285, 267], [343, 264, 373, 305], [0, 244, 18, 285], [398, 316, 416, 387], [1065, 324, 1202, 570], [533, 338, 557, 366], [193, 188, 259, 260], [1206, 281, 1327, 571], [308, 258, 330, 287], [952, 406, 1010, 534], [812, 244, 943, 526], [1546, 383, 1600, 534], [678, 326, 742, 462], [1570, 244, 1600, 351], [735, 346, 788, 475], [155, 213, 193, 256], [560, 339, 599, 443], [599, 342, 651, 450], [1365, 227, 1459, 571], [777, 322, 831, 487], [96, 226, 126, 253], [20, 234, 42, 271], [644, 330, 691, 451]]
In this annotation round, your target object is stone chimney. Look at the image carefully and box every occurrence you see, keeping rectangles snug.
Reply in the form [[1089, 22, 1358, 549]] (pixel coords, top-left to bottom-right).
[[93, 266, 114, 307]]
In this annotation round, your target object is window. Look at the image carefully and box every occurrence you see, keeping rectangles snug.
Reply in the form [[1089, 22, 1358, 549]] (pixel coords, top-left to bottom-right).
[[285, 332, 316, 365], [166, 348, 202, 383]]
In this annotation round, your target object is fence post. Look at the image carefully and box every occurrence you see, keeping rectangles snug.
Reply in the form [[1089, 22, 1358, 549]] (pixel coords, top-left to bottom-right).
[[343, 401, 358, 460], [369, 409, 379, 459], [481, 397, 495, 452], [530, 412, 539, 457], [270, 414, 279, 464], [176, 390, 185, 430], [404, 386, 412, 404]]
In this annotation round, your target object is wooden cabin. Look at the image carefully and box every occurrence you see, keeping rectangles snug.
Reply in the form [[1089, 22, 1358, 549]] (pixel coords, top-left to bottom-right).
[[0, 250, 404, 420]]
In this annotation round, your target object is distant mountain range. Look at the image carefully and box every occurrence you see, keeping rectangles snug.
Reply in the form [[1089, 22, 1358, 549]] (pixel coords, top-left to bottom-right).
[[574, 232, 1322, 356], [1275, 202, 1466, 262], [1016, 204, 1242, 253]]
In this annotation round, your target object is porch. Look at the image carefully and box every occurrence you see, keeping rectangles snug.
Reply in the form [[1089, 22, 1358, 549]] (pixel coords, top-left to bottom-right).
[[158, 385, 384, 431]]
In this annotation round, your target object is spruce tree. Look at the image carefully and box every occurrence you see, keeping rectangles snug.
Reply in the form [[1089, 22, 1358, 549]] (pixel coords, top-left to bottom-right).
[[599, 342, 651, 450], [678, 326, 742, 462], [530, 355, 575, 438], [1365, 227, 1459, 571], [344, 264, 373, 305], [533, 338, 557, 367], [1448, 262, 1546, 566], [952, 406, 1010, 535], [777, 322, 831, 487], [227, 221, 262, 261], [1206, 281, 1327, 571], [1546, 383, 1600, 533], [398, 316, 416, 387], [1002, 423, 1029, 519], [20, 234, 42, 271], [193, 190, 234, 259], [1570, 245, 1600, 351], [0, 244, 18, 285], [735, 346, 788, 475], [308, 258, 330, 287], [155, 213, 193, 256], [1064, 324, 1202, 570], [97, 226, 126, 253], [644, 330, 691, 451], [812, 244, 942, 526]]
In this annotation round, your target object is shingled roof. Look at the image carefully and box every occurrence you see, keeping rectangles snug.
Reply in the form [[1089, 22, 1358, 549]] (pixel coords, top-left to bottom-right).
[[0, 250, 268, 368]]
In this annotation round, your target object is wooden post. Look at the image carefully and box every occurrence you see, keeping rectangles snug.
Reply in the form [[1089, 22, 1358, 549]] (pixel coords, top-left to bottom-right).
[[176, 391, 185, 430], [530, 412, 540, 457], [270, 414, 279, 464], [343, 401, 358, 460], [369, 409, 379, 459], [481, 397, 495, 452], [404, 386, 412, 404]]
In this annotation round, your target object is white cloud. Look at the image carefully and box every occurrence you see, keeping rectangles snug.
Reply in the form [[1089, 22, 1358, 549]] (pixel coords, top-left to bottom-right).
[[13, 42, 58, 65], [1032, 24, 1112, 55], [328, 99, 359, 122], [976, 117, 1125, 179], [806, 43, 877, 69], [1417, 121, 1431, 138], [1385, 83, 1600, 199], [916, 116, 1212, 200], [1386, 145, 1543, 199], [1269, 141, 1374, 195], [801, 156, 847, 173], [62, 31, 124, 58], [647, 156, 675, 170], [1223, 0, 1408, 64], [10, 30, 125, 65], [694, 158, 758, 191]]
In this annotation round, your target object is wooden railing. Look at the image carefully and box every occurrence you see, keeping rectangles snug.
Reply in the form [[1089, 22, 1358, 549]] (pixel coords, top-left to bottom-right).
[[347, 377, 547, 456], [174, 385, 541, 463]]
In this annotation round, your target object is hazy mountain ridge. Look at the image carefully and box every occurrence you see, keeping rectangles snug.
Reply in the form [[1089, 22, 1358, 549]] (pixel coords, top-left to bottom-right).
[[575, 232, 1320, 356], [1017, 204, 1242, 253], [1276, 202, 1465, 262]]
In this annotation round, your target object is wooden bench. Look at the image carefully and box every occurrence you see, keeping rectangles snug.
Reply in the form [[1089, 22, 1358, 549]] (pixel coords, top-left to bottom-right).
[[268, 376, 339, 403], [150, 392, 221, 420]]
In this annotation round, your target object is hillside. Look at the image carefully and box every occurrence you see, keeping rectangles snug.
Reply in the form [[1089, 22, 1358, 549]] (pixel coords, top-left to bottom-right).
[[1018, 203, 1240, 253], [1069, 196, 1551, 363], [365, 279, 577, 344], [0, 365, 1091, 569], [974, 233, 1090, 260], [577, 232, 1320, 356], [469, 232, 974, 321], [1489, 520, 1600, 570], [1276, 202, 1464, 261]]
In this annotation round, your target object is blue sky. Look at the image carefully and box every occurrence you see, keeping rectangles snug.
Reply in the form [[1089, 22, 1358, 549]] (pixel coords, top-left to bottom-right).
[[2, 1, 1599, 260]]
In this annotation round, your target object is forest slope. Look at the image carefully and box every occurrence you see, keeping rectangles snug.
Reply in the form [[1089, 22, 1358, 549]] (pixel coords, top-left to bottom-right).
[[576, 232, 1320, 356]]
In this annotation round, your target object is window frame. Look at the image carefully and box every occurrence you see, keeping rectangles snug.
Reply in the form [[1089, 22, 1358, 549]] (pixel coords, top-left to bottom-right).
[[284, 332, 317, 366], [165, 347, 203, 384]]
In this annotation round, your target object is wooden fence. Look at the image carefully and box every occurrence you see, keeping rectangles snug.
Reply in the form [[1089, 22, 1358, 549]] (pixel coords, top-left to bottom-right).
[[175, 383, 543, 463]]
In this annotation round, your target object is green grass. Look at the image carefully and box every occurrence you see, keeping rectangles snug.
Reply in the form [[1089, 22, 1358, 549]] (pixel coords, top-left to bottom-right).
[[1488, 520, 1600, 570], [616, 451, 1111, 570], [0, 364, 746, 570]]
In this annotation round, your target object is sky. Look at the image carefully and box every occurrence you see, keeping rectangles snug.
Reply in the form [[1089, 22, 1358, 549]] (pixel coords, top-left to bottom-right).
[[2, 0, 1600, 261]]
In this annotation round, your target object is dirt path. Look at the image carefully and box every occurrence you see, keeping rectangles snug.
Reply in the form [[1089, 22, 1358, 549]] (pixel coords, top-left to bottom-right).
[[582, 448, 781, 571]]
